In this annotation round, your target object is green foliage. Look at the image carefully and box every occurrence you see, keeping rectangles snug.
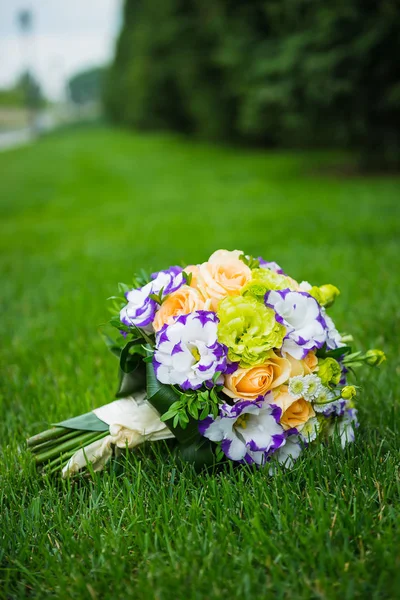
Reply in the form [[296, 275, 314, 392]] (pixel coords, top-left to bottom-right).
[[68, 66, 106, 105], [0, 72, 45, 109], [161, 379, 223, 428], [0, 127, 399, 597], [105, 0, 400, 169]]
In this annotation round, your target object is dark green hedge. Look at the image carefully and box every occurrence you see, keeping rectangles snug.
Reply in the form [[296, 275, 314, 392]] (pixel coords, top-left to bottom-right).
[[104, 0, 400, 168]]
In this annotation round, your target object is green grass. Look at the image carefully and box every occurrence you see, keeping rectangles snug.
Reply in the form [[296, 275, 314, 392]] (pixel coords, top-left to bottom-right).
[[0, 126, 399, 599]]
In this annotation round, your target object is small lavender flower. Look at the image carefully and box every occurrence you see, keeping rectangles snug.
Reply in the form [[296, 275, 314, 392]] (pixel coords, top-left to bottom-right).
[[153, 311, 228, 390], [199, 396, 285, 465], [258, 257, 285, 274]]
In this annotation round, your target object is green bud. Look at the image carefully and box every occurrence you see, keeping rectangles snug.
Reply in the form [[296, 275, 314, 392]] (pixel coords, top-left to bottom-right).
[[309, 284, 340, 308], [341, 385, 357, 400], [365, 349, 386, 367], [317, 357, 342, 388]]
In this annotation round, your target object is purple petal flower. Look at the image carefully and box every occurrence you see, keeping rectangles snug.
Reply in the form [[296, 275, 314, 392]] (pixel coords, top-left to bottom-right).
[[265, 289, 328, 359], [258, 257, 285, 275], [199, 397, 285, 464], [120, 282, 157, 330], [153, 311, 228, 390], [151, 266, 185, 296]]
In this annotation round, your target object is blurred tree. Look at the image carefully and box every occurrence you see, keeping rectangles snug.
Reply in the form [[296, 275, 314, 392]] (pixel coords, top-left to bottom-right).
[[105, 0, 400, 168], [68, 67, 106, 106], [0, 73, 45, 109], [19, 71, 45, 110]]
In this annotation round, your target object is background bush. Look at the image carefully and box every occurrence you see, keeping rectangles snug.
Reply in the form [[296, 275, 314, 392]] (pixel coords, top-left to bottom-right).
[[104, 0, 400, 168]]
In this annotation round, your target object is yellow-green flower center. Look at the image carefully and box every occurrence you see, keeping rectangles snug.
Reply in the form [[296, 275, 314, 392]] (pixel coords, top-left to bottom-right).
[[234, 414, 249, 429], [191, 347, 200, 362]]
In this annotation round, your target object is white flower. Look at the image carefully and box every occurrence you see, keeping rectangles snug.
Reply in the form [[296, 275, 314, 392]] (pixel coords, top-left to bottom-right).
[[338, 409, 359, 448], [302, 374, 323, 401], [300, 417, 320, 443], [288, 375, 309, 399], [313, 387, 347, 416]]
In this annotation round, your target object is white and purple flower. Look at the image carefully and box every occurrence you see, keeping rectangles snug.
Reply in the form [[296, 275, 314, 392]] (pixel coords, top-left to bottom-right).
[[335, 408, 359, 448], [150, 266, 186, 296], [268, 433, 302, 473], [199, 396, 285, 465], [323, 310, 344, 350], [265, 289, 327, 360], [120, 266, 186, 332], [153, 311, 228, 390], [258, 257, 285, 274], [120, 282, 157, 331]]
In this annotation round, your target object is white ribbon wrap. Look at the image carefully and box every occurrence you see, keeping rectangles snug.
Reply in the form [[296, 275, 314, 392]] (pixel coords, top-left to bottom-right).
[[62, 392, 174, 477]]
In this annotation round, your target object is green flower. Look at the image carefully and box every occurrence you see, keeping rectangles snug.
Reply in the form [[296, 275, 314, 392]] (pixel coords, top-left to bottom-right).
[[317, 357, 342, 388], [308, 284, 340, 308], [365, 349, 386, 367], [341, 385, 357, 400], [241, 268, 297, 302], [217, 296, 285, 367]]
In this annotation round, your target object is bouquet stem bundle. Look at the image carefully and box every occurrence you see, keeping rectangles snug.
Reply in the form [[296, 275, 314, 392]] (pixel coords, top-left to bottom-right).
[[27, 427, 109, 475]]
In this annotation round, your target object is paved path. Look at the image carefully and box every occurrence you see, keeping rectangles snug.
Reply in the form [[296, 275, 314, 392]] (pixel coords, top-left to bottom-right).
[[0, 128, 33, 152]]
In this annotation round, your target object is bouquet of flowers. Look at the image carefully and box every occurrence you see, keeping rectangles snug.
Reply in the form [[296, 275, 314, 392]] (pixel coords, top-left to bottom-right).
[[27, 249, 385, 477]]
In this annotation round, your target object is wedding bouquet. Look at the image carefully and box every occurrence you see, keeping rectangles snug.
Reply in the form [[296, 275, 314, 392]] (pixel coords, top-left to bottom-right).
[[27, 249, 385, 477]]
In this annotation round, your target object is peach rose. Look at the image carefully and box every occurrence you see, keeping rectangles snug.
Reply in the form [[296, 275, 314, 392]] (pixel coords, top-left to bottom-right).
[[184, 265, 202, 293], [196, 249, 251, 310], [272, 385, 315, 431], [287, 352, 318, 377], [303, 351, 318, 372], [153, 286, 207, 331], [223, 352, 291, 400]]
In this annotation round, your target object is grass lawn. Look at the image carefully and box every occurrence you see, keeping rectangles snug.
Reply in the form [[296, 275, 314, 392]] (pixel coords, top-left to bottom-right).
[[0, 126, 399, 599]]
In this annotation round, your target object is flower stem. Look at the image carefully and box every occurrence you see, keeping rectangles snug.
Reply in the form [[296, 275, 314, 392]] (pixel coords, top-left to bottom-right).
[[35, 430, 107, 465], [31, 429, 83, 453], [39, 430, 109, 472], [27, 427, 67, 447]]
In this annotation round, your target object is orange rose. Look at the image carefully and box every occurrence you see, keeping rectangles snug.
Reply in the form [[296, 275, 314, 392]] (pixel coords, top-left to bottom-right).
[[272, 385, 315, 431], [287, 352, 318, 377], [197, 249, 251, 310], [153, 286, 207, 331], [224, 352, 291, 400]]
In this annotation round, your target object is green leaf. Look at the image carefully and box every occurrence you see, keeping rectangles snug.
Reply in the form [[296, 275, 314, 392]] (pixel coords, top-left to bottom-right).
[[146, 358, 200, 445], [118, 282, 130, 294], [176, 438, 216, 472], [182, 271, 193, 286], [56, 412, 109, 432], [316, 345, 352, 359], [212, 371, 222, 384], [116, 365, 146, 398], [200, 405, 210, 420]]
